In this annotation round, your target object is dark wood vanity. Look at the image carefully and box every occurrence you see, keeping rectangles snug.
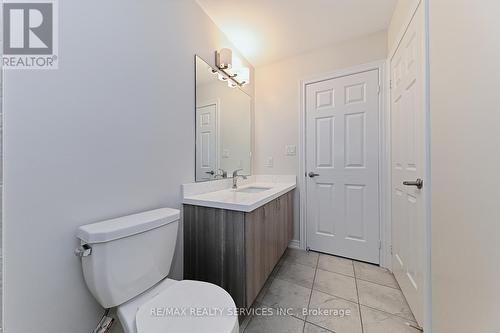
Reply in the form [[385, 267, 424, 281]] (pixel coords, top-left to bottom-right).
[[183, 190, 294, 308]]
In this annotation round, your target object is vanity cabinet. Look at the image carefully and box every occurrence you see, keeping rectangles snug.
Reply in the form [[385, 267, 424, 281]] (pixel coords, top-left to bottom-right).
[[183, 190, 294, 308]]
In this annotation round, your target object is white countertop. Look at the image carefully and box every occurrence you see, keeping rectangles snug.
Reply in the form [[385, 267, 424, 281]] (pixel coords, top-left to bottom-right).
[[182, 176, 296, 212]]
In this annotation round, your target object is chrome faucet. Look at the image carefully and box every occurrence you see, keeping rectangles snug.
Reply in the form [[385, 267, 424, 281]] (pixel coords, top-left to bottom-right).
[[232, 169, 247, 189]]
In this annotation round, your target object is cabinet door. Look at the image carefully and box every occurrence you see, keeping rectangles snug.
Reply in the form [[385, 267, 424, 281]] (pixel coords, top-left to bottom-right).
[[245, 205, 267, 307], [286, 192, 294, 245], [266, 198, 280, 274], [244, 193, 295, 308], [184, 205, 246, 308], [277, 195, 287, 257]]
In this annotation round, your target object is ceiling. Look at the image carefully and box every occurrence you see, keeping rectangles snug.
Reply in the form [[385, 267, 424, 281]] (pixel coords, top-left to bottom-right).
[[197, 0, 397, 67]]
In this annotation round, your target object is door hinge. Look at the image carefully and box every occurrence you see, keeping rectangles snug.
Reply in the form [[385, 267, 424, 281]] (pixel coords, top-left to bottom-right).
[[378, 85, 381, 95], [390, 245, 393, 255], [379, 240, 382, 250], [389, 80, 392, 90]]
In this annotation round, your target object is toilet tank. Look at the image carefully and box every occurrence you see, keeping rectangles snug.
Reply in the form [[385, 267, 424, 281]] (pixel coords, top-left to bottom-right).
[[76, 208, 180, 308]]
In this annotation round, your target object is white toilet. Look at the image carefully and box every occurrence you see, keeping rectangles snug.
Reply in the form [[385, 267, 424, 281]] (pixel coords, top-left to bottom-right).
[[76, 208, 239, 333]]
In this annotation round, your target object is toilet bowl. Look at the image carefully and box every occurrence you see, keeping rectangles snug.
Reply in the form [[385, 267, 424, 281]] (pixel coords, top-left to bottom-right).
[[118, 279, 238, 333], [75, 208, 239, 333]]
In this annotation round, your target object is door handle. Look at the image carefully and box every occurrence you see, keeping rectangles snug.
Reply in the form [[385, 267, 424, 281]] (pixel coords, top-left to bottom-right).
[[205, 170, 215, 176], [308, 172, 320, 178], [403, 178, 423, 189]]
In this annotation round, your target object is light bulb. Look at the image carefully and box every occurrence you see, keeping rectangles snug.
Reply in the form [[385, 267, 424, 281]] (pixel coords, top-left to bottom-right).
[[216, 48, 232, 70]]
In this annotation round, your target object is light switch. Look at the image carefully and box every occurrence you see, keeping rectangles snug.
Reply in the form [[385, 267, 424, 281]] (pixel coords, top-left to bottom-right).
[[285, 145, 297, 156], [265, 157, 274, 168]]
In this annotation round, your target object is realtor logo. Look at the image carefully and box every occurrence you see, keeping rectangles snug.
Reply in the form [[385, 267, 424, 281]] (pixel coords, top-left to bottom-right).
[[3, 0, 58, 69]]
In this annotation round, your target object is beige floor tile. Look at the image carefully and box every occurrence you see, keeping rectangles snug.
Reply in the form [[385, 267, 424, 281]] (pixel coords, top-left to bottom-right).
[[276, 261, 316, 289], [357, 280, 415, 321], [240, 302, 266, 333], [283, 248, 319, 268], [361, 306, 421, 333], [239, 314, 252, 333], [313, 269, 358, 302], [244, 313, 305, 333], [261, 278, 311, 319], [270, 259, 283, 278], [303, 322, 334, 333], [255, 275, 275, 304], [306, 290, 362, 333], [354, 261, 399, 289], [318, 254, 354, 277]]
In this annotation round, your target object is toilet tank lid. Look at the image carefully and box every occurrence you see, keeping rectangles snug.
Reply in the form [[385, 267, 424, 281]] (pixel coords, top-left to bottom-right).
[[77, 208, 180, 244]]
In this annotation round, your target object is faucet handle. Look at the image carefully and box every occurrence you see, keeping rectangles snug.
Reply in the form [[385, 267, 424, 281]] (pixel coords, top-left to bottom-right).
[[218, 168, 228, 178], [232, 169, 244, 177]]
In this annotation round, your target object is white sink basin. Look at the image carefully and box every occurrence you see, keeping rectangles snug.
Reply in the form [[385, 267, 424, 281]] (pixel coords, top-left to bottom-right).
[[236, 186, 272, 193]]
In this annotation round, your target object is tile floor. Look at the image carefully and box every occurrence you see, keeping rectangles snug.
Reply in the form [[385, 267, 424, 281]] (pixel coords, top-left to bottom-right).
[[240, 248, 421, 333]]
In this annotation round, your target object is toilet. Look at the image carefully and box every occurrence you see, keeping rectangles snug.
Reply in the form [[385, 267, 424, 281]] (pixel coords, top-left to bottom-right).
[[76, 208, 239, 333]]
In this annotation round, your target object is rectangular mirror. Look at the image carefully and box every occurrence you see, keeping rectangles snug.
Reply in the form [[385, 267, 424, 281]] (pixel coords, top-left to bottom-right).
[[195, 56, 252, 182]]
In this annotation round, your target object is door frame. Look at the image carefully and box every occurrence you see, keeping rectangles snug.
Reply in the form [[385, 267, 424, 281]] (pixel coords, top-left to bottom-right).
[[298, 60, 390, 267]]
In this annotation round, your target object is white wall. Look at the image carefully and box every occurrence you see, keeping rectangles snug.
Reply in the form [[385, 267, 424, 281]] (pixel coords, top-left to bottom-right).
[[2, 1, 253, 332], [254, 31, 387, 241], [388, 0, 420, 52], [429, 1, 500, 332]]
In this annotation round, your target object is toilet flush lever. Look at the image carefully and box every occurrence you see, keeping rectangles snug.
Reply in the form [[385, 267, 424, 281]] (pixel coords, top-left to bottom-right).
[[74, 244, 92, 257]]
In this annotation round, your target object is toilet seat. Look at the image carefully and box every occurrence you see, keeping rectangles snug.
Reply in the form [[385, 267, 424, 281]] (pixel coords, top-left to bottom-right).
[[133, 280, 238, 333]]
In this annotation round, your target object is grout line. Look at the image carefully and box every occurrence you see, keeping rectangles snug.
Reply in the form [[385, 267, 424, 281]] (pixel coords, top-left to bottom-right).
[[355, 277, 401, 291], [315, 268, 355, 279], [303, 254, 319, 332], [354, 260, 365, 333], [359, 303, 418, 324], [303, 321, 336, 333], [313, 257, 401, 290], [311, 285, 359, 305], [301, 250, 417, 328], [315, 267, 356, 280], [353, 267, 365, 333]]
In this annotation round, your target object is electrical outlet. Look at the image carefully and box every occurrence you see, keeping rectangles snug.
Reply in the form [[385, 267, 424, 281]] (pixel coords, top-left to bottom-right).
[[285, 145, 297, 156], [265, 157, 274, 168]]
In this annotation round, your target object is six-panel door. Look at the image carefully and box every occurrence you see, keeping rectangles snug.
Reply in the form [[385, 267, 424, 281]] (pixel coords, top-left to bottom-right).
[[306, 69, 380, 264], [195, 103, 218, 181], [390, 4, 425, 325]]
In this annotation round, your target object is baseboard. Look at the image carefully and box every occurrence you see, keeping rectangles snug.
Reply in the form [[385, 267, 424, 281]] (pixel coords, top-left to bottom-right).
[[288, 240, 301, 249]]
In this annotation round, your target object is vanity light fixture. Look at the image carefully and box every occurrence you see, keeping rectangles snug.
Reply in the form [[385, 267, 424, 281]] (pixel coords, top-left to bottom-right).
[[231, 67, 250, 86], [216, 48, 232, 70], [218, 73, 228, 81], [214, 48, 251, 87]]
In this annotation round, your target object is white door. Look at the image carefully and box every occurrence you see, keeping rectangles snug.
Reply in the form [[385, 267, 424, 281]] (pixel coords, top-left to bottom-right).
[[390, 4, 425, 325], [196, 103, 218, 181], [306, 69, 380, 264]]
